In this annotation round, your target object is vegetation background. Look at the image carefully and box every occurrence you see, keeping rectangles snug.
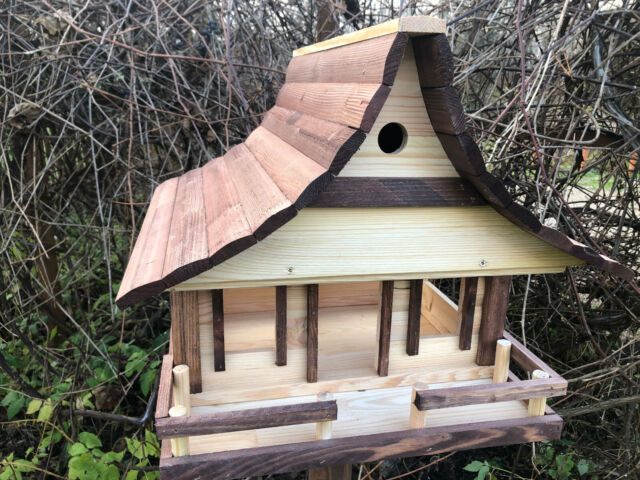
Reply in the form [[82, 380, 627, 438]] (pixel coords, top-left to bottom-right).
[[0, 0, 638, 478]]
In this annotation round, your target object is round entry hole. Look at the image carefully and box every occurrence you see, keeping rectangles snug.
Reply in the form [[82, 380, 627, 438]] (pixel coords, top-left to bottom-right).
[[377, 122, 407, 154]]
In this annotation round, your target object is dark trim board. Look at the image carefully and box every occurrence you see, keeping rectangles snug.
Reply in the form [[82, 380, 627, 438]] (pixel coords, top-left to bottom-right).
[[159, 415, 563, 479]]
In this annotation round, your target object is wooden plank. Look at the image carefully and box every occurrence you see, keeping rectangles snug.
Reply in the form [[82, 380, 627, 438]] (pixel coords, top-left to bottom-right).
[[307, 284, 319, 383], [160, 415, 562, 479], [406, 280, 422, 356], [308, 177, 486, 207], [476, 276, 511, 366], [260, 106, 364, 174], [436, 132, 486, 176], [412, 34, 454, 88], [503, 331, 560, 377], [420, 86, 467, 136], [421, 281, 458, 335], [156, 400, 337, 439], [276, 82, 390, 133], [292, 16, 445, 56], [160, 439, 172, 459], [414, 377, 567, 410], [155, 354, 174, 420], [244, 126, 329, 207], [309, 465, 352, 480], [458, 277, 478, 351], [377, 281, 394, 376], [180, 207, 582, 291], [276, 286, 287, 366], [170, 291, 202, 393], [211, 290, 225, 372], [162, 168, 209, 283], [287, 33, 407, 86]]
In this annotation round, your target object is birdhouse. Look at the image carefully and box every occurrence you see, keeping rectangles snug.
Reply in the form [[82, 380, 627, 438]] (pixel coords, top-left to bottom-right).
[[116, 16, 632, 479]]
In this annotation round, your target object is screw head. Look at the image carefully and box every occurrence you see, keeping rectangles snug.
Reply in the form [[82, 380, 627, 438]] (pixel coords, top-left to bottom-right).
[[479, 259, 487, 267]]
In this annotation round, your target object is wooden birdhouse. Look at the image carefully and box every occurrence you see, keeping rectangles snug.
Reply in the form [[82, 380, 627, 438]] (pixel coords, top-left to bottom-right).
[[116, 16, 633, 479]]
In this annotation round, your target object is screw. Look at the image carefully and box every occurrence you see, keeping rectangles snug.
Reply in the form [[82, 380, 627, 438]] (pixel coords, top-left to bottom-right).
[[287, 266, 294, 273], [479, 259, 487, 267]]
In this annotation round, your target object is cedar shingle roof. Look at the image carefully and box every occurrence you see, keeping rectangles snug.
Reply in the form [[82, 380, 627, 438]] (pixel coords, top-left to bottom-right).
[[116, 20, 632, 309]]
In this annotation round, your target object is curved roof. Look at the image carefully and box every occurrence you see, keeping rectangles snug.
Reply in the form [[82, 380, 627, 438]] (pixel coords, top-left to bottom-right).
[[116, 18, 632, 309]]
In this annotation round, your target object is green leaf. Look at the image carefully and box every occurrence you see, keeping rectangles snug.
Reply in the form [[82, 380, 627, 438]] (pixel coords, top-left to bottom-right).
[[7, 395, 25, 419], [26, 399, 42, 415], [477, 465, 490, 480], [140, 369, 156, 397], [37, 402, 54, 421], [577, 459, 590, 476], [68, 443, 89, 456], [103, 465, 119, 480], [68, 453, 95, 479], [102, 450, 125, 463], [464, 461, 485, 473], [125, 471, 138, 480], [78, 432, 102, 449]]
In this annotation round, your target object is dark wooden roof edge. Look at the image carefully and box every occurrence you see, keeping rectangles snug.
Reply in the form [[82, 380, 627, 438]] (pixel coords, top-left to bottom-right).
[[115, 33, 408, 309], [412, 34, 634, 283]]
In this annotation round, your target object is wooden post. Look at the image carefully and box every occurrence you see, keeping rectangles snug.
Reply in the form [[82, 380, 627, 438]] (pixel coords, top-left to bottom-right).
[[315, 392, 334, 440], [309, 392, 351, 480], [492, 339, 511, 383], [168, 406, 190, 457], [377, 281, 394, 376], [170, 291, 202, 393], [409, 383, 428, 429], [276, 285, 287, 366], [476, 276, 511, 366], [212, 289, 225, 372], [457, 277, 478, 350], [307, 284, 319, 383], [406, 280, 423, 356], [172, 364, 191, 414], [528, 370, 550, 416]]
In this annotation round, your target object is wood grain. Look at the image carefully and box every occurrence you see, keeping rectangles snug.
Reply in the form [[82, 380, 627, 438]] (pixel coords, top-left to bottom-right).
[[170, 291, 202, 393], [406, 280, 423, 356], [457, 278, 478, 351], [160, 415, 563, 479], [211, 290, 225, 372], [420, 86, 467, 135], [308, 177, 486, 207], [276, 286, 287, 366], [307, 284, 319, 383], [155, 354, 174, 420], [476, 276, 511, 366], [156, 400, 337, 439], [414, 377, 567, 410], [377, 281, 394, 376], [436, 133, 486, 176], [503, 331, 559, 377], [412, 34, 454, 88]]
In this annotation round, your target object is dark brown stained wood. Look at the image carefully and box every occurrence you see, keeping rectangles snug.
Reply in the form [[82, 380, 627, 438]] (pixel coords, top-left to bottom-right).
[[436, 132, 485, 176], [261, 107, 365, 173], [160, 415, 563, 479], [286, 33, 408, 85], [275, 286, 287, 366], [156, 400, 337, 439], [223, 144, 292, 233], [212, 289, 225, 372], [476, 276, 511, 366], [170, 291, 202, 393], [406, 280, 423, 356], [457, 277, 478, 351], [414, 377, 567, 410], [307, 284, 319, 383], [276, 82, 391, 133], [377, 281, 394, 376], [155, 354, 174, 420], [503, 331, 559, 377], [162, 169, 208, 284], [459, 170, 513, 208], [420, 86, 467, 135], [308, 464, 353, 480], [412, 34, 454, 88], [309, 177, 487, 207]]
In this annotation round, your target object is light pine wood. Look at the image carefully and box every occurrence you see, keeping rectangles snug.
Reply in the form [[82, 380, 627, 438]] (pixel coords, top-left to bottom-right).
[[187, 381, 529, 455], [421, 280, 458, 335], [316, 392, 334, 440], [292, 16, 445, 57], [172, 365, 191, 414], [169, 406, 190, 457], [492, 340, 511, 383], [409, 383, 428, 428], [339, 42, 456, 178], [528, 370, 550, 416], [178, 207, 583, 291]]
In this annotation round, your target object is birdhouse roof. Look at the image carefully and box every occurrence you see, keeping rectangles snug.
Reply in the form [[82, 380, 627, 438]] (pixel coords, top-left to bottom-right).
[[116, 16, 632, 309]]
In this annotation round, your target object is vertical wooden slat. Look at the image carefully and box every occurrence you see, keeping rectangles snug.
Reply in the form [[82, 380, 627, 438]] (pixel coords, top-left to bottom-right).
[[276, 286, 287, 366], [476, 276, 511, 365], [377, 281, 394, 376], [170, 291, 201, 393], [406, 279, 423, 356], [458, 277, 478, 351], [212, 289, 225, 372], [307, 284, 319, 383]]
